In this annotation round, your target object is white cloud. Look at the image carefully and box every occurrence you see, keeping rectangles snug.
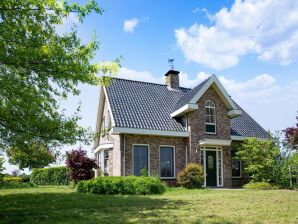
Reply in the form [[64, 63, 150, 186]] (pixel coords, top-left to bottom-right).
[[117, 67, 298, 131], [123, 18, 139, 33], [175, 0, 298, 70]]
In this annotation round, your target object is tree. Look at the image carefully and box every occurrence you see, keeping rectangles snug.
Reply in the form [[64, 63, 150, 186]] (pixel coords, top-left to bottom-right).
[[283, 112, 298, 150], [65, 148, 97, 182], [233, 138, 280, 183], [6, 142, 57, 170], [0, 154, 4, 174], [0, 0, 119, 152]]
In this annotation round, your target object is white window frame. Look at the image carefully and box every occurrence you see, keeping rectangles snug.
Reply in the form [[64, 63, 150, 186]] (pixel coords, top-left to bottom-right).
[[201, 146, 223, 187], [205, 100, 216, 134], [132, 144, 150, 176], [159, 145, 176, 179]]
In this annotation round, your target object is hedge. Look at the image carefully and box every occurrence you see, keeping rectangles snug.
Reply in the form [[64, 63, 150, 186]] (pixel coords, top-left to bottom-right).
[[76, 176, 166, 195], [30, 167, 69, 185], [0, 176, 34, 189]]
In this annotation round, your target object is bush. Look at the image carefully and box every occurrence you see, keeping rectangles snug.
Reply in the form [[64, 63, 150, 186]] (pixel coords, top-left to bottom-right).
[[77, 176, 166, 195], [66, 149, 97, 183], [30, 167, 69, 185], [0, 176, 34, 189], [243, 182, 280, 190], [177, 163, 204, 188]]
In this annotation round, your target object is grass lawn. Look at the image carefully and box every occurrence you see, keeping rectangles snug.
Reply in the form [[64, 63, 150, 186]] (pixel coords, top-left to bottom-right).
[[0, 186, 297, 224]]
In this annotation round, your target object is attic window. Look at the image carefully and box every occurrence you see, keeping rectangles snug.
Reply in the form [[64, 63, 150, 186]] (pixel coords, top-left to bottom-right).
[[205, 100, 216, 134]]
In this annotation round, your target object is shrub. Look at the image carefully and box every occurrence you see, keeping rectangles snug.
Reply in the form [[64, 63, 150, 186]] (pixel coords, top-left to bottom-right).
[[77, 176, 166, 195], [177, 163, 204, 188], [30, 167, 69, 185], [65, 149, 97, 183], [0, 176, 34, 189], [243, 182, 280, 190]]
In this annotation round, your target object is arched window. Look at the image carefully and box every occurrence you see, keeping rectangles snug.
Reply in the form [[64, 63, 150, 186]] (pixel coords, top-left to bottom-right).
[[205, 100, 216, 134]]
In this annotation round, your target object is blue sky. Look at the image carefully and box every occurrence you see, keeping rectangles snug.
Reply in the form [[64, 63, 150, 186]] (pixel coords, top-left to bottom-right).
[[4, 0, 298, 172]]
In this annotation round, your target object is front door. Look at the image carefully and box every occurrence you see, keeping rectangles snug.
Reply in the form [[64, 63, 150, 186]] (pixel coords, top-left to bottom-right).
[[206, 151, 217, 186]]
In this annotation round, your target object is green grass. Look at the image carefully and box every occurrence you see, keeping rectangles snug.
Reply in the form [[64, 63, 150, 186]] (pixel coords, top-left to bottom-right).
[[0, 186, 298, 224]]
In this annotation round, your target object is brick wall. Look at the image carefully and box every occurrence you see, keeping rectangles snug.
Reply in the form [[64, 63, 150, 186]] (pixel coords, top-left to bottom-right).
[[123, 134, 188, 178], [188, 86, 231, 164]]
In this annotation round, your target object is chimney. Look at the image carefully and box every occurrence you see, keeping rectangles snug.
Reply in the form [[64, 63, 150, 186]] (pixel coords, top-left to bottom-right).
[[165, 70, 180, 89]]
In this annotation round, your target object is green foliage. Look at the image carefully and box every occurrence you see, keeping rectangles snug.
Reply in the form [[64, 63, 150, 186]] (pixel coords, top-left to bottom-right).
[[0, 0, 120, 152], [243, 182, 280, 190], [6, 142, 56, 170], [76, 176, 166, 195], [30, 167, 69, 185], [232, 138, 280, 183], [0, 176, 34, 189], [177, 163, 205, 188], [140, 167, 148, 177], [0, 155, 4, 173]]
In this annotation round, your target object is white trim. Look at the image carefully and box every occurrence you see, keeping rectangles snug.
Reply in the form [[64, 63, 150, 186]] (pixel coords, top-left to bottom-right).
[[190, 75, 238, 110], [171, 75, 241, 118], [170, 103, 198, 117], [228, 109, 242, 118], [94, 143, 114, 153], [231, 135, 268, 141], [199, 139, 231, 146], [201, 146, 223, 187], [112, 127, 189, 137], [93, 87, 105, 149], [159, 145, 176, 179], [205, 100, 216, 134], [132, 144, 150, 176], [103, 86, 115, 127]]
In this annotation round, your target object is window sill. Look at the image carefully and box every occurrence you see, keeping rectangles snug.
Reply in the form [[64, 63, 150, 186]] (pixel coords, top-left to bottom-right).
[[160, 177, 176, 179]]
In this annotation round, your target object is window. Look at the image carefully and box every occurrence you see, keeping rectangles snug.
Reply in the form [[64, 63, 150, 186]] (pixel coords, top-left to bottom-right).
[[217, 150, 222, 185], [133, 145, 149, 176], [232, 150, 241, 177], [160, 146, 175, 178], [205, 100, 216, 134], [103, 150, 109, 176]]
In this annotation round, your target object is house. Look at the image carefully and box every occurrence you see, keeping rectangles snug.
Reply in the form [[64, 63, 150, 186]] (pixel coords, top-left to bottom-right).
[[93, 70, 268, 187]]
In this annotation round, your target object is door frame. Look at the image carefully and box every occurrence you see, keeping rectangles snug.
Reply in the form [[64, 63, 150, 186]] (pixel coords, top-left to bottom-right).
[[201, 146, 223, 187]]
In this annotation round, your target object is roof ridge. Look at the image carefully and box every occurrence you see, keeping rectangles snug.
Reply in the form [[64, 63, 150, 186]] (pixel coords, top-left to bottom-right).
[[106, 76, 191, 90]]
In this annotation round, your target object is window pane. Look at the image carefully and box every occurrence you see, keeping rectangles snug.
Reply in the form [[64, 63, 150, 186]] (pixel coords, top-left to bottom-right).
[[160, 147, 174, 178], [104, 150, 109, 176], [133, 145, 148, 176], [206, 124, 216, 133], [232, 160, 241, 177], [218, 150, 222, 185]]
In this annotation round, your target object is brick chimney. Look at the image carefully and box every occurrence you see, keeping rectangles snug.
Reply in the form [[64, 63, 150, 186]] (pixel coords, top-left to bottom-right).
[[165, 70, 180, 89]]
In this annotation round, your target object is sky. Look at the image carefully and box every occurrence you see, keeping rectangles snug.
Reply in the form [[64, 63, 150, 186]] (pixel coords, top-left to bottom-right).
[[4, 0, 298, 173]]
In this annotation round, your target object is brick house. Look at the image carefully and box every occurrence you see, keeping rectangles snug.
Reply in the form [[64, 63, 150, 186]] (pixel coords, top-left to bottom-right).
[[93, 70, 268, 187]]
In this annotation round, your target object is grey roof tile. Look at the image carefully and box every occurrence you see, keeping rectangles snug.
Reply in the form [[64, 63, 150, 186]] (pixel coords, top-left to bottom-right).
[[105, 77, 267, 138]]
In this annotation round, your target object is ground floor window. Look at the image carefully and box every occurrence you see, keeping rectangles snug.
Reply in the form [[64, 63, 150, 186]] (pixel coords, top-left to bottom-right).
[[103, 150, 109, 176], [160, 146, 175, 178], [232, 150, 241, 177], [133, 145, 149, 176]]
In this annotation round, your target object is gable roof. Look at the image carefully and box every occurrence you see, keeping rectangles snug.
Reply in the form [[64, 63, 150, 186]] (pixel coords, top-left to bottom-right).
[[103, 76, 268, 139], [171, 74, 241, 117]]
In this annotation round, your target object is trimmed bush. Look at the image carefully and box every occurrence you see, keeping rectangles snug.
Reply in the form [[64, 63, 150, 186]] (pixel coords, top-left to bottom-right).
[[243, 182, 280, 190], [177, 163, 204, 188], [0, 176, 34, 189], [30, 167, 69, 185], [77, 176, 166, 195]]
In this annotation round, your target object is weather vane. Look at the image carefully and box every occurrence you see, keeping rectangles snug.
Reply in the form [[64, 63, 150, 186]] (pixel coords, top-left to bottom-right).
[[168, 58, 175, 70]]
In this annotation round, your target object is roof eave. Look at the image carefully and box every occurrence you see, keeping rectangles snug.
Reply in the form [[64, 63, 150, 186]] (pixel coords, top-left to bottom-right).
[[171, 103, 199, 117], [112, 127, 190, 137]]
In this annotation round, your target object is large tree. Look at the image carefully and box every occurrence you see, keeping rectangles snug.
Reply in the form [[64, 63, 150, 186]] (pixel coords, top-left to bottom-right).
[[6, 142, 57, 170], [0, 0, 118, 155]]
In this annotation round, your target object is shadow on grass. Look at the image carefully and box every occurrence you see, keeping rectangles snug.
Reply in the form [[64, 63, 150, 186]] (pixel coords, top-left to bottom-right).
[[0, 191, 189, 224]]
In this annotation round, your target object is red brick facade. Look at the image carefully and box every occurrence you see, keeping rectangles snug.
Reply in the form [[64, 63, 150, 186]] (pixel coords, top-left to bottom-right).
[[97, 85, 235, 187]]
